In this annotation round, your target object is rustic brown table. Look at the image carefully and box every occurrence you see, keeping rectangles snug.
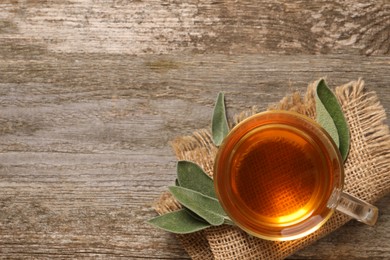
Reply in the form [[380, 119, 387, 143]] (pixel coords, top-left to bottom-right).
[[1, 1, 389, 259]]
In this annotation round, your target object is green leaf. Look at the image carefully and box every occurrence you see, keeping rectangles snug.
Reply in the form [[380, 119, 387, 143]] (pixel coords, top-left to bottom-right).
[[183, 207, 209, 223], [175, 170, 218, 225], [212, 92, 229, 146], [168, 186, 226, 226], [315, 79, 350, 161], [223, 217, 235, 226], [147, 209, 211, 234], [177, 161, 217, 198], [315, 87, 340, 147], [184, 206, 234, 226]]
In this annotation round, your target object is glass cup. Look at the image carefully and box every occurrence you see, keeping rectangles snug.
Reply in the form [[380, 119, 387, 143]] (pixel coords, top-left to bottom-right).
[[214, 111, 378, 241]]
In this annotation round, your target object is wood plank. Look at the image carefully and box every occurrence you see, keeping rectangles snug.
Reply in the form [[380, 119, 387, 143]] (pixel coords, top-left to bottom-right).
[[0, 53, 389, 258], [0, 0, 389, 55]]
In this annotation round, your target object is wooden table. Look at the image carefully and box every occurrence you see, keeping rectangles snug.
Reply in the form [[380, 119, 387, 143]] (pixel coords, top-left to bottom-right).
[[1, 1, 389, 259]]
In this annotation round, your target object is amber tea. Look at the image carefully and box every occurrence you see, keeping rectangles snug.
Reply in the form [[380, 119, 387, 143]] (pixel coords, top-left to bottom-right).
[[214, 111, 343, 240], [234, 126, 333, 220]]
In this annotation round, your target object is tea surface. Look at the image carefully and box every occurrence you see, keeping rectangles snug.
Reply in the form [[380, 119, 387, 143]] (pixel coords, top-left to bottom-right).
[[231, 126, 331, 226]]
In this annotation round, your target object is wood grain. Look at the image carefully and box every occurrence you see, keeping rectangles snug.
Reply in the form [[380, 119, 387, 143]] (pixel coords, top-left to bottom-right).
[[0, 0, 389, 55], [0, 0, 389, 259]]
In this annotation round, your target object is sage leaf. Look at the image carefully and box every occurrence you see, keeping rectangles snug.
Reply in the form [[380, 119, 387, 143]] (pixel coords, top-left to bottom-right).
[[148, 209, 211, 234], [168, 186, 225, 226], [315, 79, 350, 161], [224, 217, 235, 226], [183, 207, 209, 223], [184, 203, 233, 226], [175, 169, 216, 224], [185, 207, 233, 226], [177, 160, 217, 198], [315, 88, 340, 147], [212, 92, 229, 146]]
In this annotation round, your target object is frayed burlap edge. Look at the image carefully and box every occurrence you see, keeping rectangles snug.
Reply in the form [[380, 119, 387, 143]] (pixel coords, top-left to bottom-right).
[[153, 79, 390, 260]]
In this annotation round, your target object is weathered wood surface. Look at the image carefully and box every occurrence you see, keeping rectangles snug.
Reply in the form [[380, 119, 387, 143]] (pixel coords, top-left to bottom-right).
[[0, 0, 389, 259]]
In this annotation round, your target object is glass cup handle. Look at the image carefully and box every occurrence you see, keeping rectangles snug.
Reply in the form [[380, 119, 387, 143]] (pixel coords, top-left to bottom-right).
[[335, 191, 378, 226]]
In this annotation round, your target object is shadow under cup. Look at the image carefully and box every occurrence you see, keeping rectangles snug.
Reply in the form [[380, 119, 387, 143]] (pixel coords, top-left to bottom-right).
[[214, 111, 344, 241]]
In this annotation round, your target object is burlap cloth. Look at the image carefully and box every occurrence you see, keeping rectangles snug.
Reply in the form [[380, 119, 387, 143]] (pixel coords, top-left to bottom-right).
[[154, 79, 390, 259]]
